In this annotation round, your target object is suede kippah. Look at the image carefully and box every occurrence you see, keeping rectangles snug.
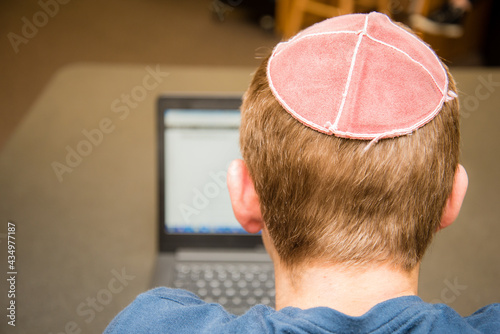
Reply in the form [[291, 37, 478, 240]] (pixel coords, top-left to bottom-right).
[[267, 12, 457, 142]]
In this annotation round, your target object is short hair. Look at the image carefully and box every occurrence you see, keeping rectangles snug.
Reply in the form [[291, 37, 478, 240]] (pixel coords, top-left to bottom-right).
[[240, 54, 460, 271]]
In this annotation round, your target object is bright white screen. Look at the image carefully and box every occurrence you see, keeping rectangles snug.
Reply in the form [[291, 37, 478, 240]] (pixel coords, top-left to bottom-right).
[[164, 109, 245, 234]]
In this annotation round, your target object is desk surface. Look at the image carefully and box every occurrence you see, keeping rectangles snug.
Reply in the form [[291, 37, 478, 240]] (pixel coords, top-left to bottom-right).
[[0, 64, 499, 333]]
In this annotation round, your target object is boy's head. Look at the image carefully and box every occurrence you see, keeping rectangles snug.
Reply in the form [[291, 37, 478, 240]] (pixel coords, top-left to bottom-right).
[[230, 13, 466, 272]]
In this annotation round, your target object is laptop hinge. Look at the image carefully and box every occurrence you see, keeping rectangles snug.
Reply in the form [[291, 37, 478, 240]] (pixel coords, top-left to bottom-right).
[[175, 247, 271, 262]]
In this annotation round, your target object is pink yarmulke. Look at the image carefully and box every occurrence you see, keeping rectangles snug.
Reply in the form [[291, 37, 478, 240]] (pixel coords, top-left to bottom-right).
[[267, 12, 456, 141]]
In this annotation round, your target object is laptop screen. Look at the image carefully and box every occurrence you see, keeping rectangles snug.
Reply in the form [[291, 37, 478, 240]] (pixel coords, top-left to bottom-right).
[[157, 95, 263, 251], [163, 108, 245, 234]]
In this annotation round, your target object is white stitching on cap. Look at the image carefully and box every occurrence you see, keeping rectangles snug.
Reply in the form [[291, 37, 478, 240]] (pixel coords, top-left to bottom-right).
[[272, 31, 358, 59], [366, 34, 444, 95], [331, 15, 369, 132], [380, 14, 448, 95], [446, 90, 458, 101]]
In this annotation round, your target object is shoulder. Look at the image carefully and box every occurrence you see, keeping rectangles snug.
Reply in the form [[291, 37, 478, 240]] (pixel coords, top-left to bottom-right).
[[463, 303, 500, 332], [104, 287, 274, 334], [328, 297, 500, 333], [393, 300, 500, 333]]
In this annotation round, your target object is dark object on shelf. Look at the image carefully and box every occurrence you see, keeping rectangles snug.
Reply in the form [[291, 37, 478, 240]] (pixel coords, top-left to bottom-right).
[[410, 3, 467, 38], [211, 0, 276, 30]]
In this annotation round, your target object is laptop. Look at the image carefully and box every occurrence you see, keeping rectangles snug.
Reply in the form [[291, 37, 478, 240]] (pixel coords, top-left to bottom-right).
[[151, 94, 275, 315]]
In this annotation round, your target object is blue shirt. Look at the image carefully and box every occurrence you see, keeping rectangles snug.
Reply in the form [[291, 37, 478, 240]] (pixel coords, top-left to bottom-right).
[[105, 287, 500, 333]]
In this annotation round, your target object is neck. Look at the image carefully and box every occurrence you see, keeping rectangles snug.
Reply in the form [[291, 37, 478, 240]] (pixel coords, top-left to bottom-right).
[[274, 261, 419, 316]]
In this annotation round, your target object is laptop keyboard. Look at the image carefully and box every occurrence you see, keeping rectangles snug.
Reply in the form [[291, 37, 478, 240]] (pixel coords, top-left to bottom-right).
[[173, 262, 275, 315]]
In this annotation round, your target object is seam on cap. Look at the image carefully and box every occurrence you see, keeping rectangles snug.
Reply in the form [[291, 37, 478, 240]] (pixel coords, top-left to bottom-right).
[[365, 34, 445, 95], [331, 15, 370, 132], [266, 55, 325, 132], [272, 31, 359, 59], [330, 91, 447, 140], [284, 12, 364, 45], [379, 14, 448, 95]]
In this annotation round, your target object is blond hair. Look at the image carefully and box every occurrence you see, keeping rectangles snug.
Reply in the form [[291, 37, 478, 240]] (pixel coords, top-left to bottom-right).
[[240, 55, 460, 271]]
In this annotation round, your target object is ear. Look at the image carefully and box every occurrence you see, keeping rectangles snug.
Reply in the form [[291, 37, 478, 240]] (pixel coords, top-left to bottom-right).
[[438, 164, 468, 231], [227, 159, 264, 233]]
